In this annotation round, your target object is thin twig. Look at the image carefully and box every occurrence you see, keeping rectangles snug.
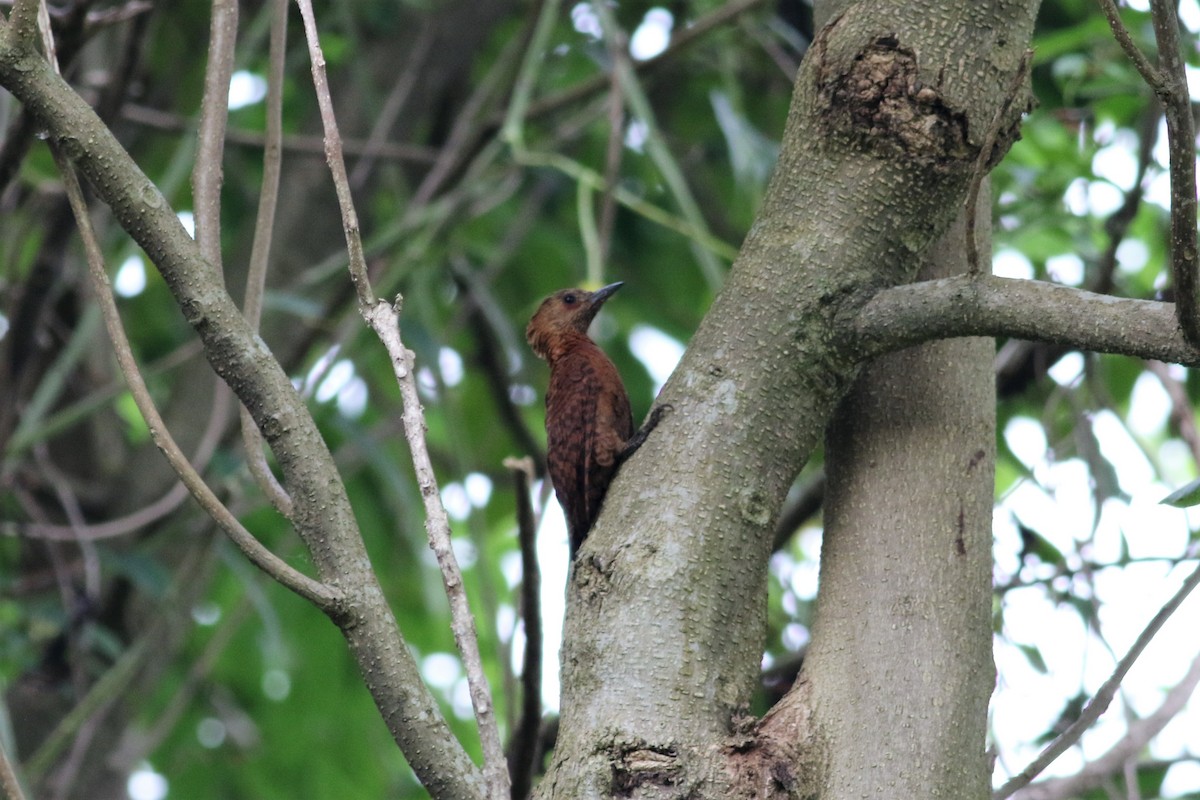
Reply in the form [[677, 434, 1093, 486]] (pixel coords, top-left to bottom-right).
[[1146, 360, 1200, 461], [294, 2, 509, 794], [348, 22, 433, 189], [411, 26, 525, 208], [240, 0, 293, 519], [1094, 0, 1200, 347], [17, 482, 187, 540], [363, 299, 512, 799], [510, 0, 771, 126], [0, 737, 27, 800], [121, 103, 440, 163], [49, 148, 340, 612], [1094, 0, 1161, 87], [771, 470, 826, 552], [597, 37, 626, 269], [591, 0, 725, 289], [966, 48, 1031, 275], [452, 263, 546, 473], [192, 0, 236, 273], [994, 552, 1200, 798], [505, 456, 542, 800], [1009, 644, 1200, 800], [1147, 0, 1200, 349], [293, 0, 372, 307]]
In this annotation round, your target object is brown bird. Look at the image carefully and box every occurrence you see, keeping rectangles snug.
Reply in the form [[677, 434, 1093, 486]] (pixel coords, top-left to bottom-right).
[[526, 282, 668, 556]]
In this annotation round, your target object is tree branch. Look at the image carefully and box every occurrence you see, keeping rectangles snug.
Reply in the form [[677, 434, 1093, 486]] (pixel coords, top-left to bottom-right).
[[295, 3, 509, 795], [0, 24, 485, 800], [1095, 0, 1200, 347], [51, 147, 338, 611], [965, 48, 1031, 274], [995, 550, 1200, 798], [363, 299, 511, 799], [505, 456, 543, 800], [1147, 0, 1200, 348], [1008, 644, 1200, 800], [239, 0, 293, 519], [853, 275, 1200, 367], [192, 0, 236, 273]]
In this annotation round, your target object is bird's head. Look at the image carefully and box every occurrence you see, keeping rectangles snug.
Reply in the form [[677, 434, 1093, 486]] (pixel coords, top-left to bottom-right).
[[526, 282, 623, 362]]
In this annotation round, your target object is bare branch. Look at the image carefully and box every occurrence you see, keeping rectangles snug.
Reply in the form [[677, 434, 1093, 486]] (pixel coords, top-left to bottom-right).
[[0, 27, 483, 796], [50, 148, 339, 611], [192, 0, 237, 272], [363, 299, 511, 798], [1009, 646, 1200, 800], [1146, 360, 1200, 461], [995, 553, 1200, 798], [966, 48, 1031, 274], [505, 456, 543, 800], [1095, 0, 1200, 347], [1094, 0, 1162, 87], [240, 0, 293, 519], [295, 3, 509, 795], [121, 103, 439, 164], [510, 0, 772, 126], [293, 0, 372, 307], [348, 22, 433, 189], [854, 275, 1200, 367], [1147, 0, 1200, 349]]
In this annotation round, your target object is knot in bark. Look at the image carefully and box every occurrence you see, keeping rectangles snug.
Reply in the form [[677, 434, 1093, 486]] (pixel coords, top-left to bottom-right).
[[820, 35, 970, 168]]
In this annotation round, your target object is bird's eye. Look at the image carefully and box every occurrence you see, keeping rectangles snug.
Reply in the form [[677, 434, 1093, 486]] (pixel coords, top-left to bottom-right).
[[563, 294, 577, 305]]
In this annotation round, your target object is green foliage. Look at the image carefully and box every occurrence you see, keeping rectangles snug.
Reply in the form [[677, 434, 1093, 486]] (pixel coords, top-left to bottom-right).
[[4, 0, 1200, 797]]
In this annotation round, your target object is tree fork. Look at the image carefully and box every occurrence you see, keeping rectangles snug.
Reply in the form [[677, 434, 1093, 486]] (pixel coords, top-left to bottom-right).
[[541, 0, 1039, 795]]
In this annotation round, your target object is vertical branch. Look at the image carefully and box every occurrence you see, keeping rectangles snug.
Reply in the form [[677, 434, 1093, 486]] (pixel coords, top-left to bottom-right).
[[1095, 0, 1200, 346], [590, 0, 726, 290], [965, 48, 1031, 274], [504, 456, 543, 800], [193, 0, 238, 272], [1147, 0, 1200, 347], [293, 0, 373, 306], [240, 0, 293, 518], [597, 43, 626, 269], [294, 3, 510, 796], [363, 300, 511, 799]]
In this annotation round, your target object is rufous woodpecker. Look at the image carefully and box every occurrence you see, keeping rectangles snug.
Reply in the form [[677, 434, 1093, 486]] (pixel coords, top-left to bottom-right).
[[526, 282, 668, 556]]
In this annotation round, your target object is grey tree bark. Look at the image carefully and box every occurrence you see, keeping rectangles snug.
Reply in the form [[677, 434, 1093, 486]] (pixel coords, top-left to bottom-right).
[[541, 0, 1037, 795], [812, 209, 996, 799], [34, 0, 1200, 796]]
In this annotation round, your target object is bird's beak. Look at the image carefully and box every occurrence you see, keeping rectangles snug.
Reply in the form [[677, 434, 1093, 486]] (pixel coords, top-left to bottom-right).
[[590, 281, 624, 307]]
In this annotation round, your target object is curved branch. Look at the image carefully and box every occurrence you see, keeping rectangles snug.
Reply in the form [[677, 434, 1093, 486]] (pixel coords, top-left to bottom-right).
[[52, 149, 338, 611], [0, 29, 485, 800], [1009, 645, 1200, 800], [853, 275, 1200, 367], [995, 553, 1200, 798]]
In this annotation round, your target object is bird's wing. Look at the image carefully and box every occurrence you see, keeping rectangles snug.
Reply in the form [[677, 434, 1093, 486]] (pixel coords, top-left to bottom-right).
[[545, 348, 632, 554]]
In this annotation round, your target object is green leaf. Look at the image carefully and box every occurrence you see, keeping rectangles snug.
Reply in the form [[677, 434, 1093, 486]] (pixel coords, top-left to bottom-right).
[[1162, 476, 1200, 507]]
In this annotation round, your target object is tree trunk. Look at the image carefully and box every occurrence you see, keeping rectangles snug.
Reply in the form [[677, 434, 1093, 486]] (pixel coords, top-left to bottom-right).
[[539, 0, 1035, 795], [810, 209, 996, 798]]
